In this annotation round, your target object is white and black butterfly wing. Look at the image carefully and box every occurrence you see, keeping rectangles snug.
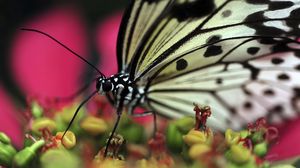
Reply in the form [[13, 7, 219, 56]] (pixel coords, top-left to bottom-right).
[[118, 0, 300, 129], [146, 39, 300, 130], [117, 0, 174, 71], [132, 0, 300, 81]]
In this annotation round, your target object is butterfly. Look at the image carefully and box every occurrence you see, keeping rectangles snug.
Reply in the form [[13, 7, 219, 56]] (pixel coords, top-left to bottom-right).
[[23, 0, 300, 156]]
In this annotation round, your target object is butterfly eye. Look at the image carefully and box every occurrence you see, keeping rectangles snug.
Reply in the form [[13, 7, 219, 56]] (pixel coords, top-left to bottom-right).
[[102, 81, 113, 92], [96, 80, 101, 91]]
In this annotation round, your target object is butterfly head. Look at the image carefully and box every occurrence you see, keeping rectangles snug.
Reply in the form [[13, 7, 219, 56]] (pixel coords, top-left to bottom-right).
[[96, 76, 113, 94]]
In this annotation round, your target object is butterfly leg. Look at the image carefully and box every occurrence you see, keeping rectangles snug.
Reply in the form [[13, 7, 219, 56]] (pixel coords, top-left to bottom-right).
[[104, 98, 125, 157], [104, 113, 122, 157], [131, 110, 157, 137]]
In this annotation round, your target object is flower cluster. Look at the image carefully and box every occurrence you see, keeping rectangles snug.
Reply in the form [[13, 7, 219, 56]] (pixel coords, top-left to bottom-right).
[[0, 100, 299, 168]]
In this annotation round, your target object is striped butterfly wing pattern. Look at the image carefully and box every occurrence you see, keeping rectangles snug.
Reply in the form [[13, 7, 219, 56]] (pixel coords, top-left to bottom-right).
[[117, 0, 300, 130]]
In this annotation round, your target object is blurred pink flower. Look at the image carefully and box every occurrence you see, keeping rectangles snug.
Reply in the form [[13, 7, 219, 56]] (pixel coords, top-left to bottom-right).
[[0, 86, 23, 148], [11, 6, 88, 100], [2, 6, 89, 147], [267, 118, 300, 161]]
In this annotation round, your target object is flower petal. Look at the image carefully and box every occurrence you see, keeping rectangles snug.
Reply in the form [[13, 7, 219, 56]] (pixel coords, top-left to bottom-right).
[[11, 7, 88, 99], [267, 118, 300, 161], [0, 86, 23, 148]]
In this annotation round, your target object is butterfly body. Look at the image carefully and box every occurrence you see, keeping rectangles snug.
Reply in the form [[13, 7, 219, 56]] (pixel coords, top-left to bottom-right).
[[96, 73, 146, 114]]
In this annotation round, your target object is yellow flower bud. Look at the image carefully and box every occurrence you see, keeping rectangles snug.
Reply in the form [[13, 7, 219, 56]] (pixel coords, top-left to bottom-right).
[[31, 118, 56, 134], [239, 130, 249, 139], [225, 129, 240, 145], [226, 145, 251, 164], [93, 158, 125, 168], [59, 104, 85, 123], [80, 116, 108, 136], [136, 159, 148, 168], [183, 129, 212, 146], [189, 144, 211, 159], [41, 149, 81, 168], [56, 131, 76, 149]]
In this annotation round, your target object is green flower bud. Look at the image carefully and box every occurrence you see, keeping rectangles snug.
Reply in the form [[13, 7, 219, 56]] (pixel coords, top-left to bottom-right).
[[13, 140, 45, 167], [173, 117, 194, 133], [261, 162, 271, 168], [31, 118, 57, 134], [253, 142, 268, 157], [119, 123, 144, 143], [119, 113, 132, 127], [0, 132, 11, 144], [239, 130, 249, 139], [166, 123, 184, 153], [227, 157, 257, 168], [31, 101, 44, 119], [226, 145, 251, 164], [271, 165, 295, 168], [225, 129, 240, 145], [189, 144, 211, 159], [251, 132, 264, 144], [183, 129, 212, 146], [0, 143, 17, 167], [80, 116, 108, 136], [59, 104, 85, 123], [40, 149, 81, 168]]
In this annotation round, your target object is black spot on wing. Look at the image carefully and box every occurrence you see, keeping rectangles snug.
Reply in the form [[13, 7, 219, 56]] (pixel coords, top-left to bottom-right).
[[267, 104, 285, 123], [295, 64, 300, 70], [244, 101, 252, 109], [246, 0, 269, 4], [263, 89, 275, 96], [170, 0, 215, 21], [245, 12, 286, 36], [271, 57, 284, 65], [268, 1, 294, 10], [222, 10, 232, 18], [277, 73, 290, 81], [216, 78, 223, 84], [291, 88, 300, 111], [207, 35, 221, 44], [243, 63, 260, 80], [247, 47, 260, 55], [286, 8, 300, 37], [245, 0, 300, 37], [229, 107, 237, 114], [204, 45, 222, 57], [243, 89, 252, 96], [176, 59, 188, 71], [246, 0, 293, 9], [259, 38, 277, 45], [293, 87, 300, 97], [270, 105, 284, 113]]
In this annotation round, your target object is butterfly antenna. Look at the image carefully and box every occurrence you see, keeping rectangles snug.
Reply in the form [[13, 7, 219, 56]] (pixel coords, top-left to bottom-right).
[[62, 90, 98, 139], [20, 28, 105, 77]]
